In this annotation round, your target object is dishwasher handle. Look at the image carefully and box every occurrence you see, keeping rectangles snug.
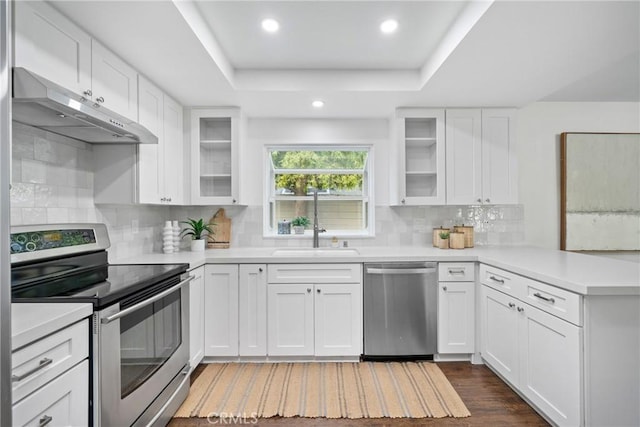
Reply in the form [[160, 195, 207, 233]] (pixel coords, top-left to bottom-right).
[[366, 267, 436, 275]]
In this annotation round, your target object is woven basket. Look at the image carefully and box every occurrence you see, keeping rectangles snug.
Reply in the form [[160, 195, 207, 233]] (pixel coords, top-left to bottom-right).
[[453, 225, 474, 248], [432, 227, 450, 247]]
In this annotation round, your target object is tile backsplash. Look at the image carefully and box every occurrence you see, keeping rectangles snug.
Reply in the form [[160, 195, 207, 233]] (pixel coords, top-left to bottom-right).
[[11, 122, 524, 261]]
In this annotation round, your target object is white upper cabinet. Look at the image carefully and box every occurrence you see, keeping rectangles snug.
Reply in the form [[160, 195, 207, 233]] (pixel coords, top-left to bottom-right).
[[393, 108, 446, 205], [481, 109, 518, 204], [139, 75, 184, 204], [13, 1, 91, 96], [94, 78, 183, 205], [190, 108, 241, 205], [91, 40, 138, 121], [14, 1, 139, 122], [446, 109, 518, 205]]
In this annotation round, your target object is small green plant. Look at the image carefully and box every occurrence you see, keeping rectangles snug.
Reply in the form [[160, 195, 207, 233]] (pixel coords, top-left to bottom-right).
[[180, 218, 214, 240], [439, 231, 450, 240], [291, 216, 311, 227]]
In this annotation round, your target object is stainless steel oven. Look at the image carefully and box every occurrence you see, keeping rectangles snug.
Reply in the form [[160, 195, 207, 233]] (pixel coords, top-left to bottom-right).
[[10, 223, 192, 427], [96, 273, 191, 427]]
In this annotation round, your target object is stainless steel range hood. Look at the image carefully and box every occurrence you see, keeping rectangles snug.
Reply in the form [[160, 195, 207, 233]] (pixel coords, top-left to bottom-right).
[[12, 67, 157, 144]]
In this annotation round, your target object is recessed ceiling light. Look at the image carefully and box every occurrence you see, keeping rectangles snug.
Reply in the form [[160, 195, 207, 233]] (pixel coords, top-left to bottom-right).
[[380, 19, 398, 34], [312, 100, 325, 108], [261, 18, 280, 33]]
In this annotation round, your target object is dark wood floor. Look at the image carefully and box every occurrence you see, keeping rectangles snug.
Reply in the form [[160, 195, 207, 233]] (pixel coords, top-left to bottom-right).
[[169, 362, 549, 426]]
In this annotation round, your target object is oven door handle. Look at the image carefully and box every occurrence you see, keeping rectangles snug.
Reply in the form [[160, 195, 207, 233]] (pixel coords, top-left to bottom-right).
[[101, 275, 194, 325]]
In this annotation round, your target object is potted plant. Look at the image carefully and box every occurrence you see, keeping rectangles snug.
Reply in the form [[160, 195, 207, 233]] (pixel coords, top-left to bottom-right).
[[291, 216, 310, 234], [181, 218, 213, 252], [438, 231, 450, 249]]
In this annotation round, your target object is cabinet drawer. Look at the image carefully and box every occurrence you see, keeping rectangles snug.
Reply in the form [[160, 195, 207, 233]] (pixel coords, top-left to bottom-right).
[[480, 264, 521, 298], [439, 262, 475, 282], [13, 359, 88, 427], [268, 264, 362, 284], [12, 319, 89, 403], [521, 276, 582, 326]]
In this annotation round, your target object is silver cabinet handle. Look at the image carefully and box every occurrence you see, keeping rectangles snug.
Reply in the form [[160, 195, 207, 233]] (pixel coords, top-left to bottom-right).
[[489, 275, 505, 284], [533, 293, 555, 304], [448, 269, 465, 275], [443, 286, 447, 291], [83, 89, 92, 96], [477, 198, 482, 203], [12, 358, 52, 382], [508, 302, 515, 308], [258, 268, 263, 272], [232, 199, 237, 204], [367, 267, 436, 275], [307, 288, 311, 293], [317, 289, 321, 293], [401, 198, 406, 204], [39, 415, 53, 427], [485, 198, 490, 203], [95, 96, 105, 103], [517, 307, 525, 313], [102, 275, 193, 324]]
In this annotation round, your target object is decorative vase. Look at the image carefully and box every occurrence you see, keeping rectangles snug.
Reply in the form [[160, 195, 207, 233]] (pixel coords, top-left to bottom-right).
[[162, 221, 174, 254], [293, 225, 305, 234], [172, 220, 181, 252], [190, 239, 205, 252]]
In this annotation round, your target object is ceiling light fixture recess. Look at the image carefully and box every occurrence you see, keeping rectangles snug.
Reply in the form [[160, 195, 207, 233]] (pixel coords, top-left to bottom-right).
[[312, 100, 325, 108], [261, 18, 280, 33], [380, 19, 398, 34]]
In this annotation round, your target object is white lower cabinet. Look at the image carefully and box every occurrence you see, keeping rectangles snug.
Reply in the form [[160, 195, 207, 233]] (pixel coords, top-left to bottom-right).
[[314, 283, 362, 356], [202, 264, 267, 358], [480, 264, 582, 426], [267, 283, 315, 356], [204, 264, 239, 356], [12, 319, 90, 426], [267, 264, 362, 357], [438, 262, 475, 355], [437, 282, 475, 354], [239, 264, 267, 356], [12, 360, 88, 427], [189, 266, 205, 368]]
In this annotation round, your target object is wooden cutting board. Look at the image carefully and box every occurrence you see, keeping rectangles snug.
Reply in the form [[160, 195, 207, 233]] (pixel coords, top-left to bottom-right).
[[208, 208, 231, 248]]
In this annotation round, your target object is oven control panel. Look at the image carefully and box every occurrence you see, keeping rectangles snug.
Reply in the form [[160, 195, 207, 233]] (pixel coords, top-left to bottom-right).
[[10, 229, 97, 254]]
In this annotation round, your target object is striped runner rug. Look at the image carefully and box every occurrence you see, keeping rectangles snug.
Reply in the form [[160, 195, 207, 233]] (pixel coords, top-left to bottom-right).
[[174, 362, 471, 419]]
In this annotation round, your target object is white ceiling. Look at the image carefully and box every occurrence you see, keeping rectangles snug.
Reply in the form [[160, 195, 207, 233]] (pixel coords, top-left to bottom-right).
[[51, 0, 640, 118]]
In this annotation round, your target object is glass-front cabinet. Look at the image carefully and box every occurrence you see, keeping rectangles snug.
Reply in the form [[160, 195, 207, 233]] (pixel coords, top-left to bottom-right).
[[393, 108, 445, 205], [190, 108, 241, 205]]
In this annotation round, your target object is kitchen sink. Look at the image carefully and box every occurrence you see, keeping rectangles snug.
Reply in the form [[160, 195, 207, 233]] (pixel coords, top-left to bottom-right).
[[271, 248, 360, 257]]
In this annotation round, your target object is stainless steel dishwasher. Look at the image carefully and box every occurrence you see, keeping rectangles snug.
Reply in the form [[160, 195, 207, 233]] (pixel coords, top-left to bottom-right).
[[363, 262, 438, 359]]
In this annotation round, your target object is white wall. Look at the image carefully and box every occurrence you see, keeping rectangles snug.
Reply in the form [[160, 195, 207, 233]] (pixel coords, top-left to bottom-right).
[[517, 102, 640, 249]]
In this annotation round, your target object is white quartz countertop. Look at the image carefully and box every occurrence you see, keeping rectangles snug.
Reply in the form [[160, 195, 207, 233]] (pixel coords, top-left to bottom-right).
[[116, 245, 640, 296], [12, 303, 93, 350]]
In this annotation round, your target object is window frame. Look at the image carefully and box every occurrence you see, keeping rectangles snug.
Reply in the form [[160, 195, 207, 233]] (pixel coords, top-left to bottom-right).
[[263, 144, 375, 238]]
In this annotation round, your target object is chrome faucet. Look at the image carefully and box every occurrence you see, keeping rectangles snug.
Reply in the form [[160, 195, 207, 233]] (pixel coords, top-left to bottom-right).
[[312, 188, 326, 248]]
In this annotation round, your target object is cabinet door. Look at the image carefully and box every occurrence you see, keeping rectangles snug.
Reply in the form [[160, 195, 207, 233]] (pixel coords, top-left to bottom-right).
[[481, 285, 519, 385], [267, 284, 314, 356], [190, 108, 240, 205], [204, 265, 239, 356], [395, 108, 445, 205], [314, 283, 362, 356], [91, 39, 138, 121], [13, 1, 91, 96], [12, 360, 88, 427], [189, 266, 205, 368], [438, 282, 475, 354], [519, 303, 581, 426], [137, 76, 163, 203], [445, 109, 482, 205], [162, 95, 184, 204], [481, 109, 518, 204], [239, 265, 267, 356]]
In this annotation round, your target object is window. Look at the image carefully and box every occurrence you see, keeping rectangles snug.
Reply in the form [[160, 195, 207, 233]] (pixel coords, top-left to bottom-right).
[[265, 146, 374, 237]]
